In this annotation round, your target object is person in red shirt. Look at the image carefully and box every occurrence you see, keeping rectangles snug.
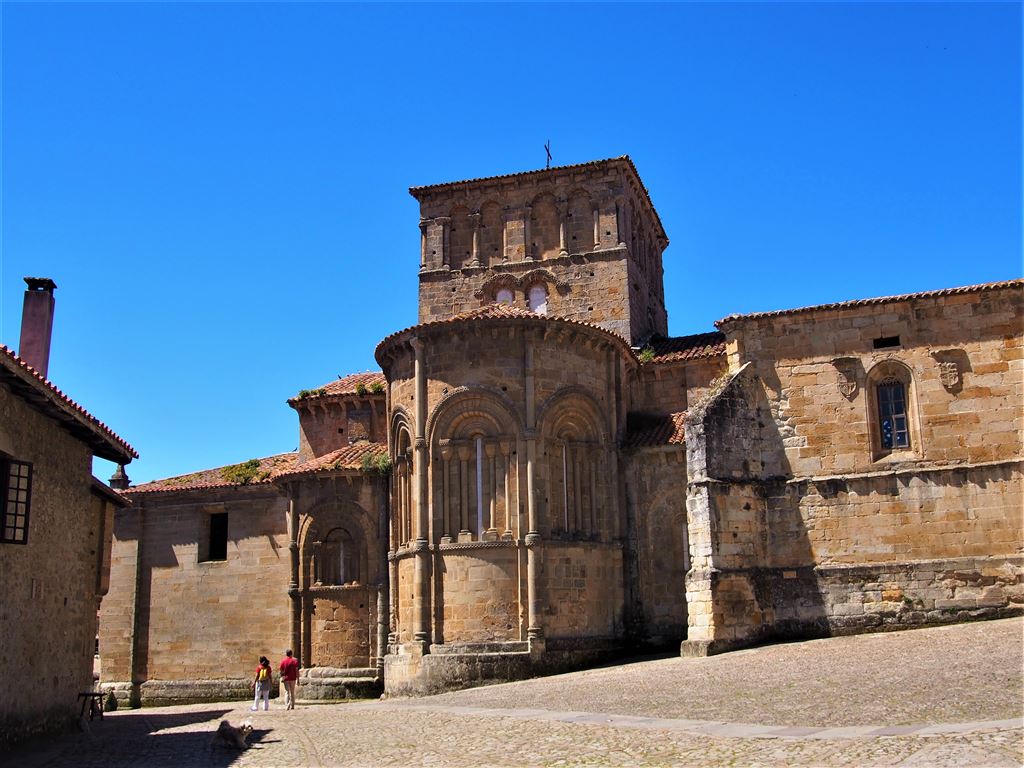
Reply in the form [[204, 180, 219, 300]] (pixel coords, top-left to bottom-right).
[[279, 649, 299, 710]]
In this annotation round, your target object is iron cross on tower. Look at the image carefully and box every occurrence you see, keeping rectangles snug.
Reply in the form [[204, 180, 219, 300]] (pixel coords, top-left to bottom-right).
[[544, 140, 552, 169]]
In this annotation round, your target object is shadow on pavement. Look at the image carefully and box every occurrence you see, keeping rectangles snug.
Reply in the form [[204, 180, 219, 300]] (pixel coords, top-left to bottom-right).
[[1, 707, 278, 768]]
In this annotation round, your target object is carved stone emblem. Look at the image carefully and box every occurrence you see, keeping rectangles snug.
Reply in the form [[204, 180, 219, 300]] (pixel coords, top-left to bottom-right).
[[832, 357, 859, 400], [938, 360, 960, 390], [931, 349, 964, 392]]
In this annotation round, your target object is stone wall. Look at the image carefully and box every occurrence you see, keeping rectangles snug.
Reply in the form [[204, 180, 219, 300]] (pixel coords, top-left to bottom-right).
[[542, 542, 624, 640], [412, 157, 668, 344], [100, 485, 291, 704], [0, 386, 105, 745], [624, 449, 689, 646], [719, 282, 1022, 477], [438, 545, 520, 643], [294, 395, 387, 462], [682, 283, 1024, 655]]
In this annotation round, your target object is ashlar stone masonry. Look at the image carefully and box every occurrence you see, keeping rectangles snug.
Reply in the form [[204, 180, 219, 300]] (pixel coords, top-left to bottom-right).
[[100, 157, 1023, 702]]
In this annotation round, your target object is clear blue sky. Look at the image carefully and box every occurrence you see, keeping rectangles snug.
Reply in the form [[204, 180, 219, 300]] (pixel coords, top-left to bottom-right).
[[2, 2, 1020, 484]]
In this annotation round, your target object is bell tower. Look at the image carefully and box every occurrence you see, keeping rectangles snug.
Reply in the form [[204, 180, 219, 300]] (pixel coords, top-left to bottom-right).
[[410, 156, 669, 345]]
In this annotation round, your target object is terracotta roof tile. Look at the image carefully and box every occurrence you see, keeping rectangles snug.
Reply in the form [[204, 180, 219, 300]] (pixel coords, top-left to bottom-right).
[[644, 332, 726, 364], [124, 452, 297, 494], [273, 442, 388, 480], [290, 371, 386, 404], [716, 279, 1023, 326], [624, 412, 687, 449], [0, 344, 137, 463], [450, 304, 538, 321], [376, 304, 635, 364]]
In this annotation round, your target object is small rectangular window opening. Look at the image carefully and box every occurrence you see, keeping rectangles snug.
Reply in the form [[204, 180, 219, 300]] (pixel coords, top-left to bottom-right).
[[203, 512, 228, 561], [873, 335, 901, 349], [1, 459, 32, 544]]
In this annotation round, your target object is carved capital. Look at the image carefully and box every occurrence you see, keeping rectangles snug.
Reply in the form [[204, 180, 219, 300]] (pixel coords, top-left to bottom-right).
[[411, 538, 430, 554], [524, 532, 542, 548]]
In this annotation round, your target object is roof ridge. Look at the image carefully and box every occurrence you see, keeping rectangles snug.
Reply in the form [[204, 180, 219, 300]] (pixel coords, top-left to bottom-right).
[[716, 279, 1023, 326], [0, 344, 137, 461], [409, 156, 630, 193]]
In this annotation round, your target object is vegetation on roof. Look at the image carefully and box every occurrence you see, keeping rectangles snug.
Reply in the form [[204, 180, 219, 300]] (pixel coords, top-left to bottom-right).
[[220, 459, 266, 485], [360, 451, 392, 476]]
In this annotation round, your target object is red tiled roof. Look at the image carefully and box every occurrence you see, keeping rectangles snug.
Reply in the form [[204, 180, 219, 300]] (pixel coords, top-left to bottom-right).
[[0, 344, 137, 463], [644, 332, 726, 364], [409, 156, 667, 244], [272, 442, 388, 480], [290, 371, 386, 404], [624, 412, 687, 449], [716, 279, 1023, 326], [451, 304, 538, 321], [376, 303, 635, 364], [123, 452, 297, 494]]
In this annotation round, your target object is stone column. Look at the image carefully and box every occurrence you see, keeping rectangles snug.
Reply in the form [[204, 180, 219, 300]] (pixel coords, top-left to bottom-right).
[[557, 200, 568, 256], [502, 211, 510, 262], [615, 198, 626, 247], [523, 205, 533, 261], [485, 441, 498, 539], [410, 337, 431, 648], [500, 439, 512, 535], [439, 442, 454, 542], [436, 216, 451, 269], [592, 205, 601, 250], [524, 341, 543, 648], [468, 211, 481, 267], [419, 219, 429, 271], [287, 489, 302, 664], [387, 551, 398, 644], [376, 476, 389, 677], [458, 444, 473, 539]]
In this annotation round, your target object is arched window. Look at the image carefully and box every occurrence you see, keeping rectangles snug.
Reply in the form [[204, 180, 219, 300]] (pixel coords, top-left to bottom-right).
[[866, 360, 918, 459], [392, 426, 413, 548], [877, 377, 910, 450], [495, 288, 514, 305], [431, 394, 518, 542], [528, 284, 548, 315], [317, 527, 359, 585]]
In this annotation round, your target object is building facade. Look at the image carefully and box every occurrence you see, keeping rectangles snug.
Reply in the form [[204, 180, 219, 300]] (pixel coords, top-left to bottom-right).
[[100, 157, 1023, 702], [1, 279, 136, 745]]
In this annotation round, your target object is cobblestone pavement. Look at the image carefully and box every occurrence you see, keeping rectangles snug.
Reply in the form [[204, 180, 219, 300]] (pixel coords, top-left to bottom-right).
[[5, 618, 1022, 768]]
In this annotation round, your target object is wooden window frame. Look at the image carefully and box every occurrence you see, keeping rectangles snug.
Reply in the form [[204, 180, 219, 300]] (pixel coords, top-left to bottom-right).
[[1, 457, 33, 545]]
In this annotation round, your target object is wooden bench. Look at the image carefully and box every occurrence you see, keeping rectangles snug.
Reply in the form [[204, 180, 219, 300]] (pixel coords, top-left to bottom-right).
[[78, 692, 105, 721]]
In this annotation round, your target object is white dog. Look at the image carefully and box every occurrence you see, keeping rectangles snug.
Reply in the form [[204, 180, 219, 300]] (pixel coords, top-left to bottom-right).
[[211, 718, 254, 750]]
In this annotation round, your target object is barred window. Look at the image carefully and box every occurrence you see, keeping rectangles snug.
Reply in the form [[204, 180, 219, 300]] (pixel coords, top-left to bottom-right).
[[1, 459, 32, 544], [877, 378, 910, 450]]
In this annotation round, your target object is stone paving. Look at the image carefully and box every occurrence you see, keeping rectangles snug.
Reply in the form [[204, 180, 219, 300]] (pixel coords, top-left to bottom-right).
[[5, 618, 1022, 767]]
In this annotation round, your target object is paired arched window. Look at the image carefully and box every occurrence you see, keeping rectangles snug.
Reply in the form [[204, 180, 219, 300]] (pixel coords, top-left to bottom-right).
[[495, 288, 514, 305], [316, 527, 360, 585]]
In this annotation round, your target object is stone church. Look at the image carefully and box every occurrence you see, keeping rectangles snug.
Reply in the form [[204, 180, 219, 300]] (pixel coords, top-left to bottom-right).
[[100, 157, 1023, 704]]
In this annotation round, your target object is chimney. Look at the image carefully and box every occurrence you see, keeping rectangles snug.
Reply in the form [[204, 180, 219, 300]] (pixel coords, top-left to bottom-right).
[[19, 277, 57, 378], [109, 464, 131, 491]]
